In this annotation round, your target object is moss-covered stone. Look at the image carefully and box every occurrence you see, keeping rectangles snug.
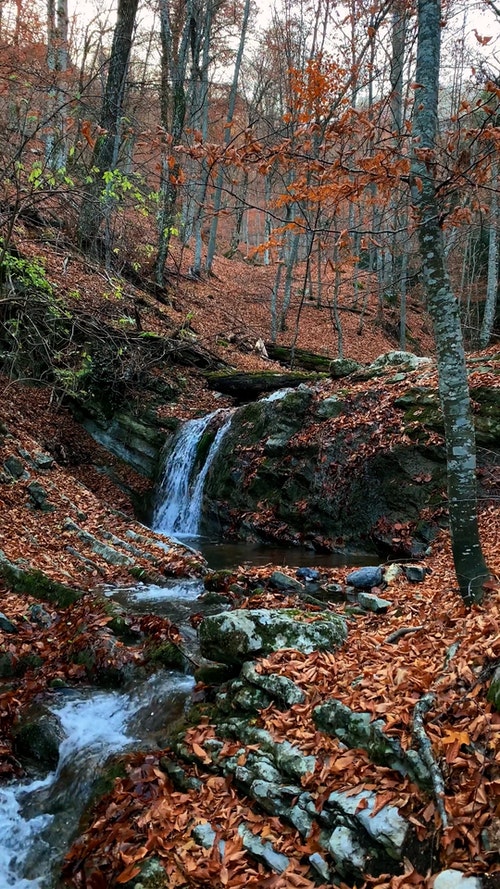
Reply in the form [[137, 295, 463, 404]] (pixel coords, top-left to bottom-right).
[[13, 714, 63, 770], [146, 641, 187, 671], [0, 650, 14, 677], [199, 608, 347, 666], [0, 552, 81, 606]]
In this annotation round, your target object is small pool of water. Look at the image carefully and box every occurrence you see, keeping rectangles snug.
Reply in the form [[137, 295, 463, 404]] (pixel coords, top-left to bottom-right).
[[178, 538, 379, 572]]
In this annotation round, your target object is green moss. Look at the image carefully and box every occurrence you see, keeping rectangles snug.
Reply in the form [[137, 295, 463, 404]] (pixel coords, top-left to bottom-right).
[[193, 428, 216, 474], [15, 654, 44, 675], [204, 569, 235, 592], [106, 615, 142, 643], [0, 651, 14, 677], [0, 560, 81, 607], [87, 758, 128, 811], [146, 642, 186, 670]]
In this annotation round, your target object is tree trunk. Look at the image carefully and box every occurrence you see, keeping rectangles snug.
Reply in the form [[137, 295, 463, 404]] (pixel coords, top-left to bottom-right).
[[411, 0, 488, 604], [46, 0, 68, 170], [154, 0, 191, 285], [205, 0, 251, 273], [78, 0, 139, 253], [480, 158, 499, 348]]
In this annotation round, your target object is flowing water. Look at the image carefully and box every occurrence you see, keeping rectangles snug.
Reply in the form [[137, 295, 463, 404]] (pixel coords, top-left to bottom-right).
[[0, 671, 194, 888], [2, 403, 376, 887], [153, 409, 233, 538]]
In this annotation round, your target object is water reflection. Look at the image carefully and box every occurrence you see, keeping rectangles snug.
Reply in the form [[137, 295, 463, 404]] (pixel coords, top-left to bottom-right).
[[184, 538, 379, 572]]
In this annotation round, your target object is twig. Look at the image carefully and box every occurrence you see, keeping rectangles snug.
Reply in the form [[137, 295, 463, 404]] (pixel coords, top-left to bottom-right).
[[385, 625, 424, 644], [413, 693, 449, 828]]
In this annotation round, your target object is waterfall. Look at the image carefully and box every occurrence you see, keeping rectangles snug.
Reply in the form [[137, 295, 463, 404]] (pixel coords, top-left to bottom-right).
[[153, 410, 233, 538]]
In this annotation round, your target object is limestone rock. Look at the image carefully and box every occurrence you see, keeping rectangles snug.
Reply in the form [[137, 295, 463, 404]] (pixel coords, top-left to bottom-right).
[[357, 592, 392, 613], [199, 608, 347, 666]]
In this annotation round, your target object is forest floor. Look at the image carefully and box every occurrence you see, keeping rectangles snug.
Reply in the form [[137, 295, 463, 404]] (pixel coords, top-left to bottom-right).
[[0, 219, 499, 888]]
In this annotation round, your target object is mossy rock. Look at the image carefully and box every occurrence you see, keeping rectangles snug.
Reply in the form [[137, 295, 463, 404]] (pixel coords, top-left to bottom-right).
[[396, 384, 500, 444], [0, 553, 81, 607], [146, 641, 187, 671], [106, 615, 143, 643], [13, 713, 64, 771], [0, 650, 14, 677], [15, 653, 44, 676], [199, 608, 347, 666]]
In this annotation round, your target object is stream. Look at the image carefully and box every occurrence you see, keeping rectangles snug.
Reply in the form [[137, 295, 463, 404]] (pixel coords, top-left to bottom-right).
[[1, 402, 377, 887]]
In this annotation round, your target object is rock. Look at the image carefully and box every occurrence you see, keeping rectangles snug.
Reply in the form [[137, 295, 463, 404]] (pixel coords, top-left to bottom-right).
[[4, 455, 26, 479], [269, 570, 305, 592], [199, 609, 347, 666], [432, 870, 483, 889], [384, 564, 402, 584], [328, 824, 368, 875], [313, 699, 431, 791], [192, 822, 217, 849], [308, 852, 331, 881], [369, 351, 431, 373], [240, 661, 305, 707], [27, 481, 55, 512], [324, 789, 409, 858], [238, 823, 289, 873], [0, 650, 14, 676], [346, 566, 383, 589], [316, 396, 344, 419], [219, 719, 316, 781], [404, 565, 427, 582], [63, 519, 135, 567], [0, 611, 18, 633], [29, 604, 52, 627], [329, 358, 361, 378], [13, 713, 64, 770], [32, 452, 55, 472], [296, 567, 320, 582], [357, 592, 392, 612]]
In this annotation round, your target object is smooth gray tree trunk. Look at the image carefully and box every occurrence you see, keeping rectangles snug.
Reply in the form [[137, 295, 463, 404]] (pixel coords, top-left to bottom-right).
[[411, 0, 488, 603], [205, 0, 251, 273], [480, 159, 498, 348]]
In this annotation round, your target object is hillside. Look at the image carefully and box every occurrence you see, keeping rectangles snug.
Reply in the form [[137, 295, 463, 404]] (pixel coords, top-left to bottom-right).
[[0, 220, 499, 889]]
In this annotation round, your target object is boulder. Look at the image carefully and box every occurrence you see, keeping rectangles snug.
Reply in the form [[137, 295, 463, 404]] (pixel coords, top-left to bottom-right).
[[346, 566, 383, 589], [13, 712, 64, 770], [199, 609, 347, 666]]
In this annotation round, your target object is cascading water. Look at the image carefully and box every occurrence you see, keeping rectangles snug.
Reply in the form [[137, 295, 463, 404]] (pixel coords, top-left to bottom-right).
[[0, 672, 194, 888], [153, 409, 233, 538]]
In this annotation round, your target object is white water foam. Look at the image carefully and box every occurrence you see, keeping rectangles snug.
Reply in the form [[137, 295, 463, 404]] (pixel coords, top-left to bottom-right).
[[154, 410, 233, 537], [0, 675, 194, 888]]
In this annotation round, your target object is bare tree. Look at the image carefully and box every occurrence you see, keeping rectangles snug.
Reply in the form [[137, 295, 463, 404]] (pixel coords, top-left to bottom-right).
[[78, 0, 139, 255], [411, 0, 489, 603]]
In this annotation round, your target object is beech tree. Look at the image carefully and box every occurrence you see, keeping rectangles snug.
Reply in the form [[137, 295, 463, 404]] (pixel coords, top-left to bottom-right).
[[78, 0, 139, 255], [46, 0, 69, 171], [411, 0, 489, 603]]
